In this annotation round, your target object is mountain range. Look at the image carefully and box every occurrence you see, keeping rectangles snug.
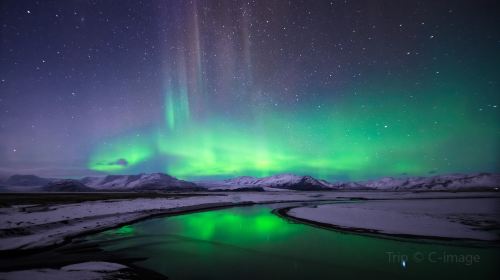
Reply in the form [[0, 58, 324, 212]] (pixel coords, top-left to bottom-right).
[[4, 174, 54, 186], [202, 174, 333, 191], [331, 173, 500, 191], [0, 172, 498, 192], [201, 173, 499, 191], [80, 173, 199, 190]]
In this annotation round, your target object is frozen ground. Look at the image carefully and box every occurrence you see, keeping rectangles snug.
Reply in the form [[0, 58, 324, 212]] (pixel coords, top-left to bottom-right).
[[0, 191, 497, 251], [0, 261, 128, 280], [0, 192, 344, 251], [286, 198, 500, 241]]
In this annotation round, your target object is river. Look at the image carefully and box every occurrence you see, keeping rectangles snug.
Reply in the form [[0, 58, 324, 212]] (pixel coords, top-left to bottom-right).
[[82, 202, 499, 279]]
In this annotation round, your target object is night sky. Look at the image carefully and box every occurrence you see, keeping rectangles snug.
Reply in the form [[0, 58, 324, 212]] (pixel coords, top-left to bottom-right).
[[1, 0, 499, 180]]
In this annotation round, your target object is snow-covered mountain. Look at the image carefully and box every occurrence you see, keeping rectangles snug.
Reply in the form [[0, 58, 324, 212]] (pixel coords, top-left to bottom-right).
[[4, 174, 54, 186], [202, 173, 499, 191], [203, 174, 333, 191], [2, 172, 498, 192], [334, 173, 500, 191], [331, 181, 371, 190], [42, 179, 95, 192], [80, 173, 199, 190]]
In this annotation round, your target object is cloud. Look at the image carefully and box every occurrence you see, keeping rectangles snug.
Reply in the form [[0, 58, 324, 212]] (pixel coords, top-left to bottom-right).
[[112, 158, 129, 167]]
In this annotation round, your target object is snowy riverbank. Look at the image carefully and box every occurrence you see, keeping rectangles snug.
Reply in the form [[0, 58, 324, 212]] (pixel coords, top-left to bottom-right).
[[0, 262, 130, 280], [0, 192, 341, 251], [1, 192, 498, 252], [285, 198, 500, 241]]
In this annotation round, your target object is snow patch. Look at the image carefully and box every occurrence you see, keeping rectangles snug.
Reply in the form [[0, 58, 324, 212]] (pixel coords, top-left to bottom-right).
[[61, 262, 128, 272], [287, 198, 500, 241]]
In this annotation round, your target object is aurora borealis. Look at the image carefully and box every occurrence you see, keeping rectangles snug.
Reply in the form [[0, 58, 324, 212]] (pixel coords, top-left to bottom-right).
[[1, 1, 499, 180]]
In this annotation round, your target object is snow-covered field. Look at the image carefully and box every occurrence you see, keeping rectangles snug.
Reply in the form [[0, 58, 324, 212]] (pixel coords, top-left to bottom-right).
[[1, 191, 499, 280], [0, 261, 129, 280], [0, 192, 341, 251], [286, 198, 500, 241], [1, 192, 497, 252]]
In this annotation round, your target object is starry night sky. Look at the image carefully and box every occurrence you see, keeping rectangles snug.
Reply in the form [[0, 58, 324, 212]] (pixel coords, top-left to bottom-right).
[[1, 0, 499, 180]]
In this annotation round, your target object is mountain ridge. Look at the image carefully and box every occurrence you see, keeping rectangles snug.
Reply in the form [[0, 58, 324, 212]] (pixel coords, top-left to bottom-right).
[[80, 172, 199, 190], [214, 173, 332, 190], [1, 172, 498, 192], [201, 172, 500, 191]]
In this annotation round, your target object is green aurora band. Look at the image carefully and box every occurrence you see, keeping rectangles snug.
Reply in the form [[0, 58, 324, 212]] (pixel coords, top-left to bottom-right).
[[88, 75, 499, 180]]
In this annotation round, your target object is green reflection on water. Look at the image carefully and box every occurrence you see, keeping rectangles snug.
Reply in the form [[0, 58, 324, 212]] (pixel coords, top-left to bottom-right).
[[88, 204, 499, 280], [180, 208, 293, 241], [110, 225, 135, 236]]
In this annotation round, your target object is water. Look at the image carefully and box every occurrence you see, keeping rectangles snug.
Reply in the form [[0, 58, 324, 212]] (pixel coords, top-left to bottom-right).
[[84, 203, 499, 279]]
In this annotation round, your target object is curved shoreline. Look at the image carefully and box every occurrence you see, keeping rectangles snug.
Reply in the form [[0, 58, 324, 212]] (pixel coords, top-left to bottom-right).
[[273, 205, 500, 247], [0, 198, 340, 258], [0, 201, 255, 258], [2, 197, 498, 279], [0, 199, 330, 278], [2, 193, 499, 256]]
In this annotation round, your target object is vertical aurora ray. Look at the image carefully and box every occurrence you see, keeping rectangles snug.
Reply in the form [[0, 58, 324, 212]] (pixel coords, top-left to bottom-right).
[[179, 86, 190, 122], [165, 89, 176, 130], [164, 86, 190, 131]]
